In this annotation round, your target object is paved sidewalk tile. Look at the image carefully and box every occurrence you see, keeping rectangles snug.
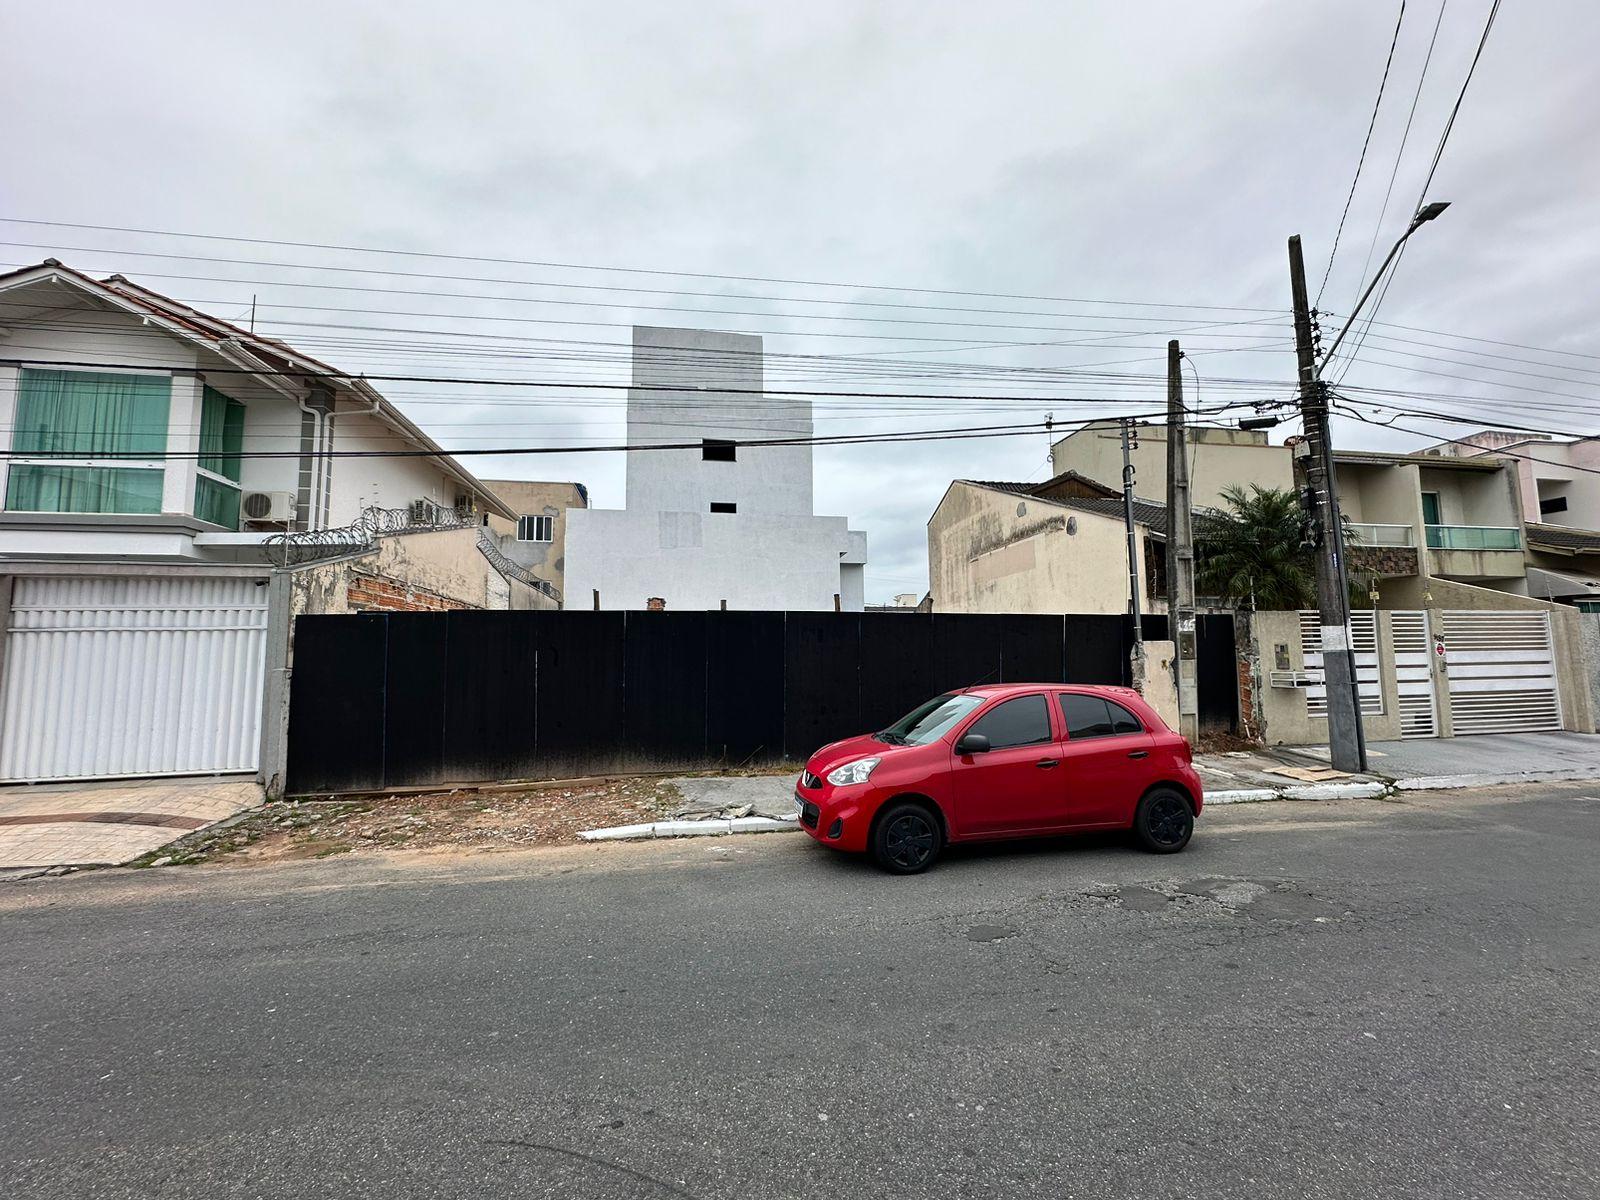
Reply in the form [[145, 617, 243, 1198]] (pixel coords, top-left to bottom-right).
[[0, 777, 263, 870]]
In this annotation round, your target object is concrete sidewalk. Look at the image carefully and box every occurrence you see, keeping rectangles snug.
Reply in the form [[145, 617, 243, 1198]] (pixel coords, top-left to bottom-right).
[[582, 731, 1600, 840], [1298, 732, 1600, 783], [0, 777, 263, 875]]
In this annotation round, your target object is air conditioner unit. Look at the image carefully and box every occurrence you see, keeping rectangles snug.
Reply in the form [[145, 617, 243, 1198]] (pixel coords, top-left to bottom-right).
[[240, 490, 295, 523]]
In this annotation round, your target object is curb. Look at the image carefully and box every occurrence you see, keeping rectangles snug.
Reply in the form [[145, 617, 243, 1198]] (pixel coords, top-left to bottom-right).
[[579, 815, 801, 841], [578, 769, 1600, 838]]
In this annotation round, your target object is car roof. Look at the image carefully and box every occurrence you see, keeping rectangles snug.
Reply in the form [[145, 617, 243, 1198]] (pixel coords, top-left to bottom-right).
[[956, 682, 1143, 700]]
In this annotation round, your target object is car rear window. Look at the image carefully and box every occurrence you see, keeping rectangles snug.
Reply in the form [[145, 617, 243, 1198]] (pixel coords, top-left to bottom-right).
[[966, 694, 1052, 749], [1059, 693, 1143, 740]]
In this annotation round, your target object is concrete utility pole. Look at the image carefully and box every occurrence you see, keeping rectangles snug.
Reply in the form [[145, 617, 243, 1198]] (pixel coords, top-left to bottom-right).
[[1165, 340, 1199, 741], [1288, 235, 1366, 773], [1120, 417, 1143, 644]]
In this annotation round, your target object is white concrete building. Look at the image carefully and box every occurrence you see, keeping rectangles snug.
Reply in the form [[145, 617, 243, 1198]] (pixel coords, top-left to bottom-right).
[[565, 327, 868, 611], [0, 261, 555, 792]]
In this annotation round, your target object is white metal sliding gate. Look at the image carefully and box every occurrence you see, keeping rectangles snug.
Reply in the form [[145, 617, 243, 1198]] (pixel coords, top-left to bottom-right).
[[1389, 610, 1439, 739], [0, 575, 269, 782], [1298, 610, 1383, 718], [1440, 610, 1562, 735]]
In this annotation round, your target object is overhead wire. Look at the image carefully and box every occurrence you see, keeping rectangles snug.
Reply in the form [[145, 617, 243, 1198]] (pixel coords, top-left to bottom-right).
[[1316, 0, 1408, 305]]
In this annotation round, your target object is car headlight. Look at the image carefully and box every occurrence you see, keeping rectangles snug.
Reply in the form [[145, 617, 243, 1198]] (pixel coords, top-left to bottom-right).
[[826, 757, 881, 786]]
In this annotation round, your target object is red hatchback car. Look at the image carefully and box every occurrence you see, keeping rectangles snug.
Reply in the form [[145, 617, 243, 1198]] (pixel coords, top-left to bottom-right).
[[795, 683, 1203, 873]]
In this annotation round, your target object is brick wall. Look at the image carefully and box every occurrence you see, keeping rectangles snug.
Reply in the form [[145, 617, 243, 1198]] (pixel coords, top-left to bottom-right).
[[347, 574, 479, 613]]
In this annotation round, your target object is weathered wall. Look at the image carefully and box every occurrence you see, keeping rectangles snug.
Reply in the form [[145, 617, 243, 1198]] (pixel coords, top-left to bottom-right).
[[290, 527, 553, 617], [928, 482, 1154, 615], [1137, 640, 1180, 731], [483, 479, 586, 597]]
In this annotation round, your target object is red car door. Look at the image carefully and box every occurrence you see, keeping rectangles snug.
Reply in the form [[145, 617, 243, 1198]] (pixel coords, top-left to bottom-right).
[[949, 692, 1069, 836], [1054, 691, 1156, 826]]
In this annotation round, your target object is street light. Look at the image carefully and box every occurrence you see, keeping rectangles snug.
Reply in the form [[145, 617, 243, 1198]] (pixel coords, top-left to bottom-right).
[[1301, 199, 1448, 775], [1320, 201, 1450, 369]]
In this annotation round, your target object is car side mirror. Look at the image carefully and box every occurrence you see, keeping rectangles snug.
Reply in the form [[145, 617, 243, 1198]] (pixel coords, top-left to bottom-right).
[[957, 733, 991, 755]]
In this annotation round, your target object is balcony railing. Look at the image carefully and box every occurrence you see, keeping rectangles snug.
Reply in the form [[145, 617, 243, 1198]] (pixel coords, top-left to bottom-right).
[[1424, 524, 1522, 551], [1348, 522, 1414, 547]]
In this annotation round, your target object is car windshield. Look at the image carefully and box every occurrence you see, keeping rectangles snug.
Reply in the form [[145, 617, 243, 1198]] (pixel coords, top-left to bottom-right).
[[877, 693, 985, 746]]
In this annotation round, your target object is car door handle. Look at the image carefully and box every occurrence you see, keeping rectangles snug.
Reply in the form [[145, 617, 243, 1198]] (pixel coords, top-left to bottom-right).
[[1127, 750, 1149, 760], [1036, 758, 1059, 769]]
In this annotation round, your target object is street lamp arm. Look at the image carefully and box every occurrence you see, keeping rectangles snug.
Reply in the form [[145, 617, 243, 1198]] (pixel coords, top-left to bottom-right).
[[1318, 202, 1449, 374]]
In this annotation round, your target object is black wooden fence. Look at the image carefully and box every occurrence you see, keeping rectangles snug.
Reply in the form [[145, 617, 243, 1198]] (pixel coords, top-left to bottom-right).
[[286, 609, 1235, 794]]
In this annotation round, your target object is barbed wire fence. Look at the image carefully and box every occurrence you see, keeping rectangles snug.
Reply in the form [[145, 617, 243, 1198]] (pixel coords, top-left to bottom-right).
[[262, 504, 561, 602]]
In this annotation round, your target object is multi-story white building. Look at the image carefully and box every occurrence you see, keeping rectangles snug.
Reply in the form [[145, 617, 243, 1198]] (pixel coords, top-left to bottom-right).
[[565, 327, 868, 611]]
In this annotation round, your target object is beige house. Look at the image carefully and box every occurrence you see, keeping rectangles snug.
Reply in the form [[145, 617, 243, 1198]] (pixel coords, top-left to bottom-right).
[[1049, 420, 1534, 603], [483, 479, 589, 606], [927, 471, 1165, 615], [1051, 421, 1293, 510]]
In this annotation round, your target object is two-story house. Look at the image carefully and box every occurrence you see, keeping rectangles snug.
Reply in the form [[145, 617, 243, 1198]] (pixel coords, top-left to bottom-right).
[[0, 260, 556, 792]]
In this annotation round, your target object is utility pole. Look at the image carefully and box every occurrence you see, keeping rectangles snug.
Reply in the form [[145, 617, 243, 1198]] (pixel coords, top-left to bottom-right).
[[1288, 235, 1366, 773], [1120, 417, 1143, 644], [1165, 340, 1198, 742]]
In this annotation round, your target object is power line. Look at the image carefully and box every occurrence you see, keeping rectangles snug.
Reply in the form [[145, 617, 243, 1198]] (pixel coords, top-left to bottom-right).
[[1351, 0, 1448, 294], [0, 218, 1278, 313], [1316, 0, 1408, 305], [0, 241, 1289, 325], [1413, 0, 1502, 206], [1330, 0, 1503, 385]]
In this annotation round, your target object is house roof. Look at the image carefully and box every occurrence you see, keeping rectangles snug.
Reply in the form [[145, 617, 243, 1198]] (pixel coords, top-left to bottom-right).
[[0, 260, 517, 520], [1333, 446, 1506, 472], [957, 477, 1177, 536], [1525, 523, 1600, 555]]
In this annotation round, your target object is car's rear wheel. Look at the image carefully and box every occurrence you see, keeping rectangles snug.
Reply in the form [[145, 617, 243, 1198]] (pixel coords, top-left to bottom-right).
[[871, 802, 943, 874], [1134, 787, 1194, 854]]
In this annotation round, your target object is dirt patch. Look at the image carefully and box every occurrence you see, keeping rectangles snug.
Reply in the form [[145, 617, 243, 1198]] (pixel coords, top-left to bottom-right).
[[1194, 730, 1263, 755], [133, 778, 682, 869]]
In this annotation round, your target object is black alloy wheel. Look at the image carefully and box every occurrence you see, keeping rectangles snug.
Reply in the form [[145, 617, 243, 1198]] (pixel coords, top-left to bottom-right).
[[1135, 787, 1194, 854], [872, 803, 942, 874]]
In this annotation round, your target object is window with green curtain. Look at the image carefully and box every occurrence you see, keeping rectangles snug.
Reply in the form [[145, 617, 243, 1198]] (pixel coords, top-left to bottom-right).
[[194, 474, 240, 529], [7, 369, 170, 515], [6, 465, 163, 514], [192, 386, 245, 529], [13, 368, 170, 457], [197, 386, 246, 482]]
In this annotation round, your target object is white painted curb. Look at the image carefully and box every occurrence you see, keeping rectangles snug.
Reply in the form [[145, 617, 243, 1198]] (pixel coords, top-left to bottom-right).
[[579, 815, 801, 841], [580, 768, 1600, 838]]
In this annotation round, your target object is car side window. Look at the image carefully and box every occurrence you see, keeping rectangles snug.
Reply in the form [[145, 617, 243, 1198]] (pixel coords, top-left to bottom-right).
[[1105, 699, 1144, 735], [966, 694, 1052, 750], [1059, 694, 1145, 739]]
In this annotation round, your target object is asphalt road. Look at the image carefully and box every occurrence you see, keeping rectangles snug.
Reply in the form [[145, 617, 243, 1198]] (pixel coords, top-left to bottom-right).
[[5, 783, 1600, 1200]]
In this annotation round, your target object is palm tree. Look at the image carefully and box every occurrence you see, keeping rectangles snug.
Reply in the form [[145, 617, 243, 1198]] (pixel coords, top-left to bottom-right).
[[1195, 484, 1317, 610]]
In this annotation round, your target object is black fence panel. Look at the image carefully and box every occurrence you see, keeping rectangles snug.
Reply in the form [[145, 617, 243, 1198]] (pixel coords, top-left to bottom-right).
[[1000, 614, 1066, 683], [705, 611, 785, 766], [1195, 613, 1239, 731], [1062, 614, 1129, 685], [286, 615, 387, 794], [931, 613, 1006, 693], [440, 610, 543, 784], [857, 613, 934, 734], [285, 608, 1164, 794], [783, 613, 862, 757], [382, 613, 450, 788], [623, 612, 709, 769]]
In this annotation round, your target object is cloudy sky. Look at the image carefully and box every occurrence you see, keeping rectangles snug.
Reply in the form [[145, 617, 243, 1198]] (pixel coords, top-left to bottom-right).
[[4, 1, 1596, 600]]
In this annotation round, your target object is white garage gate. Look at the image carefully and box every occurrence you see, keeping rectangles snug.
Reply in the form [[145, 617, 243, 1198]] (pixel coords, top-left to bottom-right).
[[0, 575, 269, 782], [1440, 609, 1563, 735]]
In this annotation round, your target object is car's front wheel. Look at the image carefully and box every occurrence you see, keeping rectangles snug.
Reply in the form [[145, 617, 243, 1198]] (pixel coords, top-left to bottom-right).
[[1133, 787, 1194, 854], [871, 802, 943, 874]]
